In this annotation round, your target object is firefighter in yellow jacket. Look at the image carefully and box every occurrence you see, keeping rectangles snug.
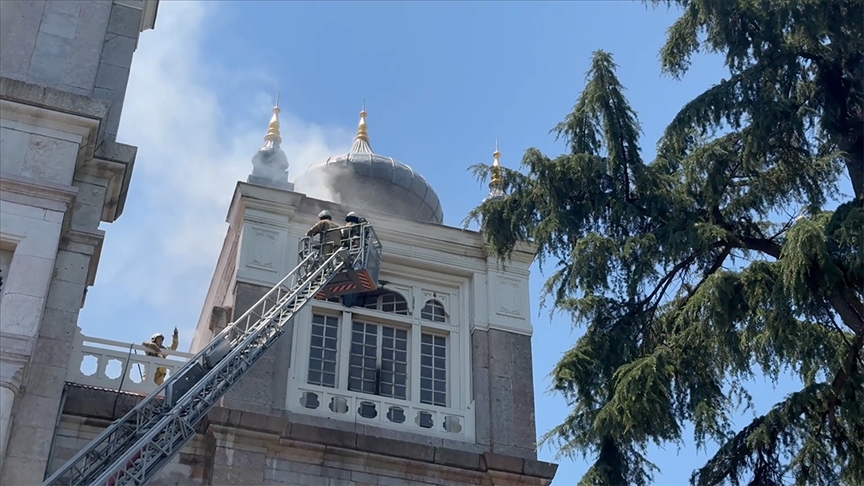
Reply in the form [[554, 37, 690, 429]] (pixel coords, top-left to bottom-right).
[[306, 210, 340, 256], [142, 328, 179, 385]]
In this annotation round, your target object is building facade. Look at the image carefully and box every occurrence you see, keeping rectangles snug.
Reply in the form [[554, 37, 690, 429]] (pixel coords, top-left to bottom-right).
[[0, 0, 159, 483], [46, 110, 558, 485], [0, 2, 558, 483]]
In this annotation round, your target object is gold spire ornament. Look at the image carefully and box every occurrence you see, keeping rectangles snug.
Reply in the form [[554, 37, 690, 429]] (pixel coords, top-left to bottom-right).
[[484, 139, 506, 202], [263, 93, 282, 145], [349, 100, 374, 155], [355, 100, 369, 143], [490, 139, 503, 188]]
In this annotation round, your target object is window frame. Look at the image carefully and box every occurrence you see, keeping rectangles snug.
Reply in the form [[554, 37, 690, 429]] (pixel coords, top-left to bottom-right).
[[287, 276, 472, 441], [300, 288, 456, 407], [346, 318, 411, 401]]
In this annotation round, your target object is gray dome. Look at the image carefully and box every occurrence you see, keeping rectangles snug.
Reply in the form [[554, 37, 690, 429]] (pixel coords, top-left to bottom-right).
[[298, 111, 443, 224]]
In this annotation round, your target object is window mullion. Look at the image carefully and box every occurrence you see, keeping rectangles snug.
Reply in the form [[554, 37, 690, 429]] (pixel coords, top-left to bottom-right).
[[338, 310, 352, 390], [410, 320, 421, 403], [376, 326, 383, 396]]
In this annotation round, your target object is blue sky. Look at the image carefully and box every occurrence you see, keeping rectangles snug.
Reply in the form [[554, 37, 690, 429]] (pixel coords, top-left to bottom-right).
[[77, 1, 834, 484]]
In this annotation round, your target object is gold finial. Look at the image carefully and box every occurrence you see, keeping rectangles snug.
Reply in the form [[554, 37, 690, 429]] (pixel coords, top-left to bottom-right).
[[490, 139, 503, 187], [355, 101, 369, 143], [264, 93, 282, 144]]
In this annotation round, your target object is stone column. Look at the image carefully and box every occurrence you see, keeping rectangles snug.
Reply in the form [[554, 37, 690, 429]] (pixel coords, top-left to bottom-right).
[[0, 360, 24, 470]]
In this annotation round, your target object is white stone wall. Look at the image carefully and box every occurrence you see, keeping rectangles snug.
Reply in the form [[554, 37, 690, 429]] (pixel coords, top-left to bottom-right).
[[0, 0, 157, 142], [0, 199, 64, 337]]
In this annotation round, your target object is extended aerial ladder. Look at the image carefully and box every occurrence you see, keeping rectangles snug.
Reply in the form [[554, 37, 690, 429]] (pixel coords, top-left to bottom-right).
[[43, 224, 382, 486]]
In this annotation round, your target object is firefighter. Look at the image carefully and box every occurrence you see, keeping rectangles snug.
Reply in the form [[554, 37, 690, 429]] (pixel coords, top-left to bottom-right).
[[341, 211, 363, 248], [306, 210, 340, 257], [141, 328, 179, 385]]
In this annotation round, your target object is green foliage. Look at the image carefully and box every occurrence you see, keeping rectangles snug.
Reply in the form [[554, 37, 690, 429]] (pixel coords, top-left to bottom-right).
[[465, 2, 863, 484]]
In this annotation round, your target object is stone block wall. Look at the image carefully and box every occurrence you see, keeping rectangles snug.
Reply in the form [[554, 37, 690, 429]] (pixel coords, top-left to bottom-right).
[[472, 329, 538, 460], [0, 0, 148, 142], [218, 282, 293, 415], [48, 384, 557, 486], [50, 416, 211, 486]]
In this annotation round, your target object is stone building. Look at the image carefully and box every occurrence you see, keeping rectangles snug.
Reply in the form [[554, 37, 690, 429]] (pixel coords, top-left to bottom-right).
[[47, 107, 558, 486], [0, 0, 160, 483], [1, 2, 559, 484]]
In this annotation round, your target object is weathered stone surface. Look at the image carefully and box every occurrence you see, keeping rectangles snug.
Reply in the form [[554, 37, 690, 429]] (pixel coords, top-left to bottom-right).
[[53, 250, 91, 286], [356, 434, 435, 463], [106, 4, 142, 39], [46, 390, 557, 486], [510, 334, 537, 451], [0, 1, 46, 77], [433, 447, 481, 470], [63, 0, 112, 92], [523, 459, 558, 480], [487, 330, 512, 377], [221, 281, 292, 414], [471, 329, 489, 369], [27, 362, 69, 398], [0, 76, 109, 119], [482, 451, 524, 475]]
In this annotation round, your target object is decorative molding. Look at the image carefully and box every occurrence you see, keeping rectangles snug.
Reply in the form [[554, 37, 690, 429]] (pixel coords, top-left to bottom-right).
[[0, 359, 26, 393], [61, 229, 105, 288], [114, 0, 159, 32], [247, 227, 279, 272], [496, 277, 523, 318], [0, 172, 78, 213], [77, 157, 129, 223], [141, 0, 159, 31], [0, 99, 101, 166], [0, 332, 34, 362], [472, 321, 534, 337], [236, 220, 289, 287]]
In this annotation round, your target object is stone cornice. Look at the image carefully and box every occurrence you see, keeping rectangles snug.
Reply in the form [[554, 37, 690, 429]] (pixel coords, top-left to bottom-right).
[[0, 77, 108, 152], [63, 229, 106, 287], [90, 142, 138, 222], [0, 172, 78, 214], [227, 182, 304, 227]]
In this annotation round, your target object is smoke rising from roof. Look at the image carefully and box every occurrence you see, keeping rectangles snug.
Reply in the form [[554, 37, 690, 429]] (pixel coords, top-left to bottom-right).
[[75, 1, 351, 346]]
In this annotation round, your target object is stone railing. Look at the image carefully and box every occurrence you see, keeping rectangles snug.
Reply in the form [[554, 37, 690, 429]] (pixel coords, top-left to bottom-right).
[[290, 384, 473, 440], [66, 329, 194, 395]]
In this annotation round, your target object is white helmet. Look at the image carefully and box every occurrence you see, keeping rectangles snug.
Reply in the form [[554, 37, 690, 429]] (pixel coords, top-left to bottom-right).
[[151, 333, 164, 341]]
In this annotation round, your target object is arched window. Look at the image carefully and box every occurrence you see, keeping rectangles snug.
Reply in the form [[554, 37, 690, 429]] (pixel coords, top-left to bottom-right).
[[362, 290, 410, 316], [421, 299, 446, 323]]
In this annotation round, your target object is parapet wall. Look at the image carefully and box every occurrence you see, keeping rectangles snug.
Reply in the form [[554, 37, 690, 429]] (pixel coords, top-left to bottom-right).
[[48, 384, 557, 485]]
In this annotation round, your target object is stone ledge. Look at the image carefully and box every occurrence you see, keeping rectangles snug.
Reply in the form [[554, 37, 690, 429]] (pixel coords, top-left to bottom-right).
[[0, 77, 110, 143], [59, 384, 557, 481], [206, 407, 557, 481], [90, 141, 138, 221]]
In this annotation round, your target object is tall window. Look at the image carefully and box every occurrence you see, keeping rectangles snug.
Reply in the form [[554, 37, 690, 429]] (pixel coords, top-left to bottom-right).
[[302, 291, 454, 409], [420, 333, 447, 406], [348, 321, 409, 399], [307, 314, 339, 388]]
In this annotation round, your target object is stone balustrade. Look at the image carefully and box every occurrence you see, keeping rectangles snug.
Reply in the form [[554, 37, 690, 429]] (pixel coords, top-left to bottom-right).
[[66, 329, 194, 395]]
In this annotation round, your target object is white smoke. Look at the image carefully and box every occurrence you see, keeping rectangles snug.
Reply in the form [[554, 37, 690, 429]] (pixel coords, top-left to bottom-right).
[[77, 1, 350, 344]]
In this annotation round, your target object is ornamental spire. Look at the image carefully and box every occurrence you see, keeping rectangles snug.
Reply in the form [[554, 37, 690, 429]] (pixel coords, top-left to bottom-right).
[[484, 139, 505, 202], [350, 100, 373, 154], [263, 92, 282, 145]]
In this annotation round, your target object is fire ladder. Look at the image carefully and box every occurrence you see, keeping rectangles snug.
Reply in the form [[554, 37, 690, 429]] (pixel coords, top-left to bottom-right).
[[43, 238, 359, 486]]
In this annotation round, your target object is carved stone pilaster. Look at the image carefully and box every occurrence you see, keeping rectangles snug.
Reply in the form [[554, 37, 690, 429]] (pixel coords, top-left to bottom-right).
[[0, 360, 25, 394]]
